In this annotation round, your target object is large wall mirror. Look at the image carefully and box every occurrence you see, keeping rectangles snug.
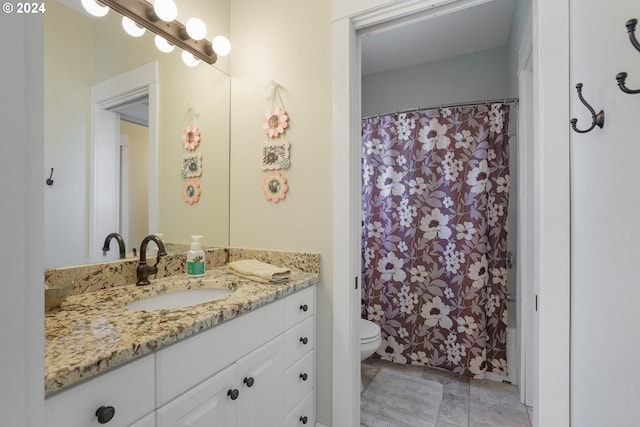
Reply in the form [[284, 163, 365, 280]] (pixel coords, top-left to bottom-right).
[[44, 0, 230, 268]]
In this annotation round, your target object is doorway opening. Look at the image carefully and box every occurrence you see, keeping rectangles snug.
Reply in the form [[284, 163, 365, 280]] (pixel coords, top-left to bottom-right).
[[88, 62, 159, 262], [331, 1, 535, 425]]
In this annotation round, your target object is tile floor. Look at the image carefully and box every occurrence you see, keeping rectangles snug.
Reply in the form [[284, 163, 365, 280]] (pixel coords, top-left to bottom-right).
[[361, 358, 533, 427]]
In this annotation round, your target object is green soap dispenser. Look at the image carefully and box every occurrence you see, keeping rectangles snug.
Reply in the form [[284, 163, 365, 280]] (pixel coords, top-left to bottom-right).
[[187, 235, 205, 277]]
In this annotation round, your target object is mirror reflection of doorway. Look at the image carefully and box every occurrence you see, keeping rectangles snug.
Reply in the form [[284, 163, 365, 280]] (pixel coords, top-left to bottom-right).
[[111, 97, 149, 258], [118, 125, 149, 259], [88, 62, 159, 263]]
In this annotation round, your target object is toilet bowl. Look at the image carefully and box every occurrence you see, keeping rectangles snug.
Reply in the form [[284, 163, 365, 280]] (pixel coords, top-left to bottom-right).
[[360, 318, 382, 361]]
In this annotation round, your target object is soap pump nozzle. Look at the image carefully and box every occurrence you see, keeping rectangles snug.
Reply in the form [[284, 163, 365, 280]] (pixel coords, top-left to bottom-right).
[[190, 235, 203, 250]]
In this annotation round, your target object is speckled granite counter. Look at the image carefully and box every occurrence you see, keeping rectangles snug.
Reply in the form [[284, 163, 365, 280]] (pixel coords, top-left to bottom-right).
[[45, 250, 319, 397]]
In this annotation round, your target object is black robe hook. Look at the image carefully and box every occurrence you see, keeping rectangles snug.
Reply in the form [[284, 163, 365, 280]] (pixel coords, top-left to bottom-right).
[[616, 19, 640, 94], [570, 83, 605, 134], [626, 18, 640, 52]]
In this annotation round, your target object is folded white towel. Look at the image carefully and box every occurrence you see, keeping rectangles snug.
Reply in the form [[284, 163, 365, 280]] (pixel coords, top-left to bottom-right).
[[228, 259, 291, 283]]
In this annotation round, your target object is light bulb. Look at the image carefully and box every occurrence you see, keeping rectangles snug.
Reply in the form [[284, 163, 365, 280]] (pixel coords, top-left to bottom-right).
[[81, 0, 109, 17], [212, 36, 231, 56], [181, 51, 200, 67], [154, 35, 175, 53], [153, 0, 177, 22], [122, 17, 145, 37], [185, 18, 207, 40]]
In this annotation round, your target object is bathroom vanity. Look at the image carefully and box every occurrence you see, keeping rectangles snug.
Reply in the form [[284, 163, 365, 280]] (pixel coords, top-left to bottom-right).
[[44, 250, 318, 427]]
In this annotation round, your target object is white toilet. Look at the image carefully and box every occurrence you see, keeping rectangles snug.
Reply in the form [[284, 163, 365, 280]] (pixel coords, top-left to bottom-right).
[[360, 318, 382, 361], [360, 318, 382, 392]]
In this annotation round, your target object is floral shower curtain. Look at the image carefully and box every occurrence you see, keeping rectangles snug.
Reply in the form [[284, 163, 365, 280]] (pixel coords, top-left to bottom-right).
[[361, 103, 510, 378]]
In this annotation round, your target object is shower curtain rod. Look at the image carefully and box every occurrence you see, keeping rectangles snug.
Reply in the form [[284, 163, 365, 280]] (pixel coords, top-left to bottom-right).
[[362, 97, 519, 120]]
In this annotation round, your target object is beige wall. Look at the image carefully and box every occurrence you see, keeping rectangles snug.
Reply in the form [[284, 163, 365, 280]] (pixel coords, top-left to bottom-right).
[[229, 1, 334, 424]]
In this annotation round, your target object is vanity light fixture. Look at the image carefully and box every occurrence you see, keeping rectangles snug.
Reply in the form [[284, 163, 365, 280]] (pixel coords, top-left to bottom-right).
[[154, 35, 175, 53], [212, 35, 231, 57], [82, 0, 109, 17], [181, 50, 200, 67], [121, 16, 145, 37], [185, 17, 207, 41], [94, 0, 223, 65], [152, 0, 177, 22]]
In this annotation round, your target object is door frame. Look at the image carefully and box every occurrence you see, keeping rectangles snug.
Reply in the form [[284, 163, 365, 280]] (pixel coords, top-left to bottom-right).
[[331, 1, 571, 425], [89, 61, 159, 261], [517, 11, 534, 405]]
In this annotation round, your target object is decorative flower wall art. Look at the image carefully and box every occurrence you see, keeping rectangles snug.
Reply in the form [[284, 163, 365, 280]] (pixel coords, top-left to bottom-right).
[[182, 125, 201, 150], [260, 140, 290, 170], [262, 106, 288, 138], [182, 178, 201, 205], [262, 172, 288, 203], [181, 154, 202, 178]]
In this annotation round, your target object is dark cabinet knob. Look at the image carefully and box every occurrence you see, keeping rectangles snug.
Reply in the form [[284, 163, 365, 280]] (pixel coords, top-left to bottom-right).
[[95, 405, 115, 424], [299, 304, 308, 312], [299, 372, 308, 381], [299, 337, 308, 345], [299, 415, 308, 424], [227, 388, 239, 400], [243, 376, 255, 387]]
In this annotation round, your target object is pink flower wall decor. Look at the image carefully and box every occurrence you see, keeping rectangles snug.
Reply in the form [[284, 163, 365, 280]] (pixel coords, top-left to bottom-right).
[[182, 178, 201, 205], [262, 172, 288, 202], [182, 125, 201, 150], [262, 106, 289, 138]]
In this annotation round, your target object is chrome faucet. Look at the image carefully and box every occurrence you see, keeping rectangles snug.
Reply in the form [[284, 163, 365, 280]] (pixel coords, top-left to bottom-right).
[[102, 232, 126, 259], [136, 235, 167, 286]]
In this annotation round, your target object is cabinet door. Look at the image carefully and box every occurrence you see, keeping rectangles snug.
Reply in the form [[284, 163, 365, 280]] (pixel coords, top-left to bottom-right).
[[236, 336, 285, 427], [156, 364, 238, 427], [129, 412, 155, 427]]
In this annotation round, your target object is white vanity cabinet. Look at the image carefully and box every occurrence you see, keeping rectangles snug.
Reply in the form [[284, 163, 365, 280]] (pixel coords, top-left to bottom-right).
[[45, 285, 315, 427], [156, 285, 315, 427], [156, 363, 238, 426], [44, 354, 155, 427], [129, 412, 155, 427], [236, 336, 286, 426], [156, 337, 285, 427], [283, 286, 315, 425]]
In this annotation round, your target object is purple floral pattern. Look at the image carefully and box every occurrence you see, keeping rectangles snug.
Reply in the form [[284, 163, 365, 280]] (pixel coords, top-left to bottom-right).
[[361, 104, 510, 378]]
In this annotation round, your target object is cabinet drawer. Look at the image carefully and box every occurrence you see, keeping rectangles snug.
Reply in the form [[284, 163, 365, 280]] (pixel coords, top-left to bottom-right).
[[284, 316, 314, 366], [285, 286, 315, 328], [44, 354, 155, 427], [156, 298, 285, 405], [285, 390, 315, 427], [285, 350, 314, 413]]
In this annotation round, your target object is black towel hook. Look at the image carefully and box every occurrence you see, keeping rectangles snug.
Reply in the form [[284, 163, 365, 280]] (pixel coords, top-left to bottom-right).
[[616, 19, 640, 94], [45, 168, 54, 186], [570, 83, 605, 134]]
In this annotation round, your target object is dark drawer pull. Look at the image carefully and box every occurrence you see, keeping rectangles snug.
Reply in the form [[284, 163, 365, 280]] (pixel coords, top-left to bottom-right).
[[299, 415, 308, 424], [299, 337, 308, 345], [243, 376, 255, 387], [299, 372, 308, 381], [299, 304, 308, 312], [95, 406, 115, 424], [227, 388, 239, 400]]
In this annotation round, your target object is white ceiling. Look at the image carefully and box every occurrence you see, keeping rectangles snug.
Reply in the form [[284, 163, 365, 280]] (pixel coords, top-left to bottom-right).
[[360, 0, 516, 76]]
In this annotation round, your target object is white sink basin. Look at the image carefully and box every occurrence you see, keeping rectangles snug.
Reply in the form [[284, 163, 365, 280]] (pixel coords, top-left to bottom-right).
[[125, 288, 233, 311]]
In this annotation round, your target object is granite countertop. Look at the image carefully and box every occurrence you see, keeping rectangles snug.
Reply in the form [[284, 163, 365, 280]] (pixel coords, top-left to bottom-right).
[[45, 264, 318, 396]]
